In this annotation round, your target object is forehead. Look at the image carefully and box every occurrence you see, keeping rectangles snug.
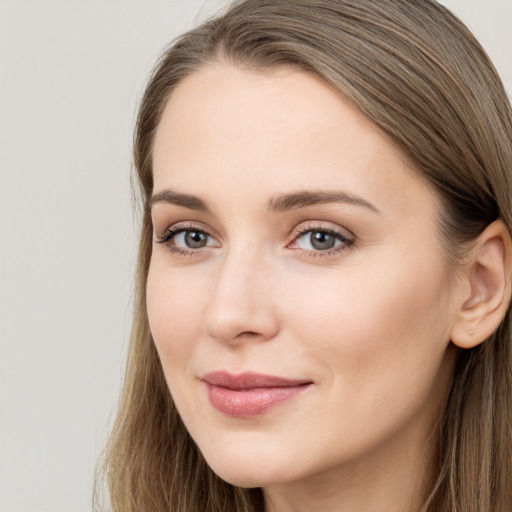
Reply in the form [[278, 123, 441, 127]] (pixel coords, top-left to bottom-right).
[[152, 63, 436, 218]]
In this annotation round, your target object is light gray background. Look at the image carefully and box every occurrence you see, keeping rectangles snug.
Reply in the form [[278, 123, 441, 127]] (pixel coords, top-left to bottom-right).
[[1, 1, 510, 511]]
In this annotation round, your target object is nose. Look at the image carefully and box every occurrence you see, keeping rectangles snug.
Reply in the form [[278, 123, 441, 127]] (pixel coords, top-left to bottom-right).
[[203, 246, 280, 346]]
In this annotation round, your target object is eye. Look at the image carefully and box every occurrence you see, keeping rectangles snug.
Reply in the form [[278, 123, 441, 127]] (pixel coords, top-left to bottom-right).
[[156, 224, 220, 254], [296, 230, 342, 251], [174, 229, 211, 249], [289, 225, 354, 256]]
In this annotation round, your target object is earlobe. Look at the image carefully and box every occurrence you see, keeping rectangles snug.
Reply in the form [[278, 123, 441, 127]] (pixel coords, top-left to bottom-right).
[[451, 219, 512, 349]]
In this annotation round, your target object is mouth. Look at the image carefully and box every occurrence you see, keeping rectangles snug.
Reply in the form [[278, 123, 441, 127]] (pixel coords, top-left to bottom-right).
[[201, 371, 313, 418]]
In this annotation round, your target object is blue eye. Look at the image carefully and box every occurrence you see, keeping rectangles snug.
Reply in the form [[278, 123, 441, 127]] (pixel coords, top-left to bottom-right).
[[174, 230, 210, 249], [157, 226, 220, 253], [292, 227, 353, 254], [297, 230, 341, 251]]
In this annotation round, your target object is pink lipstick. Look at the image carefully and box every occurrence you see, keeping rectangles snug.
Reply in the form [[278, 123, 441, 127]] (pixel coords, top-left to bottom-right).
[[202, 371, 312, 418]]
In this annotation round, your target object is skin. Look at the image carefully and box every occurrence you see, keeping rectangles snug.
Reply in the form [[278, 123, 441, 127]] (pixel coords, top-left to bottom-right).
[[147, 63, 465, 512]]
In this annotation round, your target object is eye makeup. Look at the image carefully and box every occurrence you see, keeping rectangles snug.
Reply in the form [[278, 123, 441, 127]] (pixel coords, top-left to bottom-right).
[[155, 220, 355, 260]]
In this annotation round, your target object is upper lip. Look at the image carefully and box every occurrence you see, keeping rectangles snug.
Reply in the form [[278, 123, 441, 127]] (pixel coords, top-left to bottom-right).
[[202, 371, 312, 390]]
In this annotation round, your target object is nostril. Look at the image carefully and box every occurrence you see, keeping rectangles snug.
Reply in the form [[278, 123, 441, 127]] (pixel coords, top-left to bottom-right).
[[203, 285, 280, 344], [236, 331, 261, 339]]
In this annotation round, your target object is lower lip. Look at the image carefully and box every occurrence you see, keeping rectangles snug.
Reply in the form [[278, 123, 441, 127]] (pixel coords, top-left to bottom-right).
[[206, 383, 311, 418]]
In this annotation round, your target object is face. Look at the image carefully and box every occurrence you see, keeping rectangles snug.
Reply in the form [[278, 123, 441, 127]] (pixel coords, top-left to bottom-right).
[[147, 63, 460, 489]]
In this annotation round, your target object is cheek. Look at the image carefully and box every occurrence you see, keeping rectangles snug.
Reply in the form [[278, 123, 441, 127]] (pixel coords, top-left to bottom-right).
[[281, 250, 452, 384], [146, 260, 207, 372], [272, 252, 455, 461]]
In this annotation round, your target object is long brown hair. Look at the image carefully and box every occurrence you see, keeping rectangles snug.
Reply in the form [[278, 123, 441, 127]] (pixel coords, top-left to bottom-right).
[[96, 1, 512, 510]]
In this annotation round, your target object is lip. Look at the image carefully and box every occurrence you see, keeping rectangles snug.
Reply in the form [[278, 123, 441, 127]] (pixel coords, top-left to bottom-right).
[[202, 371, 313, 418]]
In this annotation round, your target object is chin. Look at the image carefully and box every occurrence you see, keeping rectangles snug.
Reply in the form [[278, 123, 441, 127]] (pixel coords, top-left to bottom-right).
[[207, 463, 287, 489], [200, 445, 300, 488], [212, 470, 267, 489]]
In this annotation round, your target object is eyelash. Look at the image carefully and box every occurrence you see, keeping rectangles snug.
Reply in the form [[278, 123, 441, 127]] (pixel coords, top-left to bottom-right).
[[156, 222, 355, 258], [289, 223, 354, 257], [156, 222, 213, 257]]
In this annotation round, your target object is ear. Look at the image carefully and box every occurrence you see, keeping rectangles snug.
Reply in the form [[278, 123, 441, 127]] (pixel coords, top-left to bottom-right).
[[451, 219, 512, 349]]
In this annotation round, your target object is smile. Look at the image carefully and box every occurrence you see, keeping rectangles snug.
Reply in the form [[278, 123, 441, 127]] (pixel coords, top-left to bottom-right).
[[202, 371, 313, 418]]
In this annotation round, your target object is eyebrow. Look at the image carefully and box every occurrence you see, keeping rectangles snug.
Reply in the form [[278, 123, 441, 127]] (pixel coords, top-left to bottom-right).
[[267, 190, 379, 213], [148, 189, 210, 212], [148, 188, 379, 214]]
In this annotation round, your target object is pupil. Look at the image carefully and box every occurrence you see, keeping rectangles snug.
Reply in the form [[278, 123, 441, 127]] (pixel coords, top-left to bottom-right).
[[311, 231, 335, 250], [185, 231, 207, 248]]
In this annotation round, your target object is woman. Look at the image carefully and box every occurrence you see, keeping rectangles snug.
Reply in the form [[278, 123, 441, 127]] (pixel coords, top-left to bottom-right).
[[97, 1, 512, 510]]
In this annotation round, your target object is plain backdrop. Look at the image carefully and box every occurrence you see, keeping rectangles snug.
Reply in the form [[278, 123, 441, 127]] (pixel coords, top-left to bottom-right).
[[1, 1, 511, 511]]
